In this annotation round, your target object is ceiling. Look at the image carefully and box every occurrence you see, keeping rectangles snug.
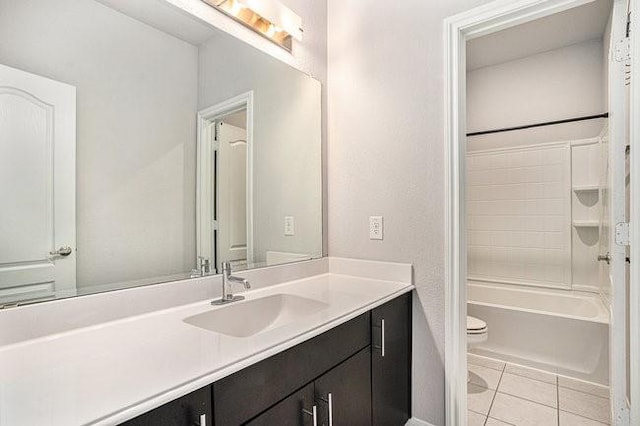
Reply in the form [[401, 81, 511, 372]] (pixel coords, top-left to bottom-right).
[[467, 0, 613, 70], [95, 0, 222, 46]]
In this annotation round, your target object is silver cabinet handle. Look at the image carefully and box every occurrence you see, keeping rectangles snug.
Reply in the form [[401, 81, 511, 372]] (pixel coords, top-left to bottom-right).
[[320, 393, 333, 426], [373, 319, 386, 357], [302, 405, 317, 426], [198, 414, 206, 426], [49, 246, 72, 257]]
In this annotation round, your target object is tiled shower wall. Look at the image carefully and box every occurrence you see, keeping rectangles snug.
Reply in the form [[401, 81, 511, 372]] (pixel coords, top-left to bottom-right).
[[467, 140, 603, 291], [467, 144, 572, 288]]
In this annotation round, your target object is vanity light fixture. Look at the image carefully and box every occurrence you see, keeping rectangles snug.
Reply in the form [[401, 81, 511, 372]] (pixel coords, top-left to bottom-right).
[[203, 0, 303, 52]]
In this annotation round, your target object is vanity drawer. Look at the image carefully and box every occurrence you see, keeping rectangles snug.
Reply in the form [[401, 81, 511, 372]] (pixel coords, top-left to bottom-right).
[[213, 312, 370, 425]]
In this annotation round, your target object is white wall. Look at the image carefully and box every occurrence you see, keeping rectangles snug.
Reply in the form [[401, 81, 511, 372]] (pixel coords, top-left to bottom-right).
[[198, 36, 323, 264], [0, 0, 199, 289], [327, 1, 495, 424], [467, 40, 606, 151]]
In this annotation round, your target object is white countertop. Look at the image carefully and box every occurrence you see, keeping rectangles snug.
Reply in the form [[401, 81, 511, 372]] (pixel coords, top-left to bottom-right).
[[0, 272, 413, 425]]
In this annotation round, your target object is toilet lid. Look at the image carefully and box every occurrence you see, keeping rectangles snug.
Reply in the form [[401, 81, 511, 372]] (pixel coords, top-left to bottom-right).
[[467, 316, 487, 334]]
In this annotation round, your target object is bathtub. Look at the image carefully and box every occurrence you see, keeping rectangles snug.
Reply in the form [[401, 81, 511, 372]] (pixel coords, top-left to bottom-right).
[[467, 281, 609, 385]]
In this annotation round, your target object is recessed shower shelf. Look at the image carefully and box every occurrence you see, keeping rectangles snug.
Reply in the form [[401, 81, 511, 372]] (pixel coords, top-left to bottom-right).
[[572, 220, 600, 228]]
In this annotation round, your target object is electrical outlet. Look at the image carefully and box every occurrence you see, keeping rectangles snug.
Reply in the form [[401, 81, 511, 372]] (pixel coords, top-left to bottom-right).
[[284, 216, 295, 236], [369, 216, 383, 240]]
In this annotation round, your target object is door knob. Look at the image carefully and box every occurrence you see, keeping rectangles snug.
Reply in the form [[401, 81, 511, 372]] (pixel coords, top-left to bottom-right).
[[597, 253, 611, 264], [50, 246, 73, 257]]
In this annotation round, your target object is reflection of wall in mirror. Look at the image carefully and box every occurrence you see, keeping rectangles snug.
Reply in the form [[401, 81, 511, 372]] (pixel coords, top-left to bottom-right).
[[0, 0, 322, 294], [198, 36, 322, 265], [0, 0, 199, 289]]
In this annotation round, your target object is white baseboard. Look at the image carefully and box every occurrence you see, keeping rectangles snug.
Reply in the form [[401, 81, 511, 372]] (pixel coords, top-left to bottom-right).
[[405, 417, 437, 426]]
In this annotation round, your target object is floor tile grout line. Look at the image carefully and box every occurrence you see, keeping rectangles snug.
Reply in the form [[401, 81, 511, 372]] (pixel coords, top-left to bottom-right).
[[557, 383, 610, 400], [558, 408, 611, 424], [495, 388, 559, 410], [486, 416, 517, 426], [493, 361, 560, 410], [558, 409, 610, 425], [483, 361, 506, 425]]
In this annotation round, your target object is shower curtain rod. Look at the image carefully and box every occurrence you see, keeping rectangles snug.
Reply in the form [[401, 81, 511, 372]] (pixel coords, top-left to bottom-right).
[[466, 113, 609, 137]]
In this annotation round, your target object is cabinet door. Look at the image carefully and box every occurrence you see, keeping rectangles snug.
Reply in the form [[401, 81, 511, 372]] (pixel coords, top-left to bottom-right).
[[314, 347, 371, 426], [371, 292, 411, 426], [119, 386, 212, 426], [246, 383, 316, 426]]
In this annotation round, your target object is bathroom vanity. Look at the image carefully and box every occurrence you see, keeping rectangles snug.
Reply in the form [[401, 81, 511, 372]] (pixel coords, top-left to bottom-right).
[[123, 292, 411, 426], [0, 258, 413, 425]]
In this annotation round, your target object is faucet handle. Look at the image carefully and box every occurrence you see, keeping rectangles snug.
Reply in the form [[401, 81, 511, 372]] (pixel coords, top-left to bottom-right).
[[222, 261, 232, 274]]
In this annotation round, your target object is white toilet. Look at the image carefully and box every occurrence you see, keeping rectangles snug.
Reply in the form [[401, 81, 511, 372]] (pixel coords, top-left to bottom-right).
[[467, 315, 488, 347]]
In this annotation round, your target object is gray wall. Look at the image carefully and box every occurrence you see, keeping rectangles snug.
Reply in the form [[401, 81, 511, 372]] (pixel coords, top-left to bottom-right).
[[0, 0, 199, 289], [327, 1, 494, 424], [467, 39, 605, 151], [198, 37, 323, 263]]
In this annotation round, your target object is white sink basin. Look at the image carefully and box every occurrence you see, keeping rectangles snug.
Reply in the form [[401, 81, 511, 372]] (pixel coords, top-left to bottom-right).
[[183, 294, 329, 337]]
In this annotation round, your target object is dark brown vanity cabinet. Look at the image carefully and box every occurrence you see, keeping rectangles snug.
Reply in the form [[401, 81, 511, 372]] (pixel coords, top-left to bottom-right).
[[121, 385, 212, 426], [314, 347, 372, 426], [371, 293, 412, 426], [118, 293, 411, 426], [245, 383, 316, 426]]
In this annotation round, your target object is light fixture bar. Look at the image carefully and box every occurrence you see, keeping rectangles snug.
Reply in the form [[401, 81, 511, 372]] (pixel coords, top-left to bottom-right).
[[202, 0, 303, 52]]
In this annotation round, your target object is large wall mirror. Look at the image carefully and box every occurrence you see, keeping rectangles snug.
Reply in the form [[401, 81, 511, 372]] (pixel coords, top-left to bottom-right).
[[0, 0, 322, 305]]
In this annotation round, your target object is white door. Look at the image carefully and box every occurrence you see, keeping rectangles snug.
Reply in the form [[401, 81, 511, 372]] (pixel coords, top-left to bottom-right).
[[606, 0, 631, 422], [216, 121, 247, 270], [0, 63, 76, 304]]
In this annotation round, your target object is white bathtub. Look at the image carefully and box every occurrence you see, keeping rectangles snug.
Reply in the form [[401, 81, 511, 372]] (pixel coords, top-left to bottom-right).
[[467, 281, 609, 385]]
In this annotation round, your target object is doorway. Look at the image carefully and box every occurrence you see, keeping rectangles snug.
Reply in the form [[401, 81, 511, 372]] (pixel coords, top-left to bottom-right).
[[196, 92, 254, 274], [444, 0, 637, 424]]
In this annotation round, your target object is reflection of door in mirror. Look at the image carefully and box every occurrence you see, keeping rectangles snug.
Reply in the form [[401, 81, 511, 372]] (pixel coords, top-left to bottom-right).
[[216, 119, 248, 272], [197, 93, 253, 276], [0, 63, 76, 304]]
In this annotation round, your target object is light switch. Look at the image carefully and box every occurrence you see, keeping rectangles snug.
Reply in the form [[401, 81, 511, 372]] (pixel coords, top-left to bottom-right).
[[369, 216, 383, 240], [284, 216, 295, 236]]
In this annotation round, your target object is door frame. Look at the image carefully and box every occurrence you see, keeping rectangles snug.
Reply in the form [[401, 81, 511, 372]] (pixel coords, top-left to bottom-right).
[[630, 1, 640, 424], [196, 91, 254, 271], [443, 0, 637, 424]]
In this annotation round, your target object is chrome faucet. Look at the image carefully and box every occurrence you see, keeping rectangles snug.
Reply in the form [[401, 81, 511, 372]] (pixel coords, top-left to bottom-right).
[[212, 262, 251, 305], [190, 256, 211, 278]]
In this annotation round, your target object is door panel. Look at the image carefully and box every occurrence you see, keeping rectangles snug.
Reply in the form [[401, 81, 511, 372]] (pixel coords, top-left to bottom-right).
[[217, 121, 247, 269], [0, 63, 76, 303], [314, 347, 372, 426], [608, 0, 631, 422]]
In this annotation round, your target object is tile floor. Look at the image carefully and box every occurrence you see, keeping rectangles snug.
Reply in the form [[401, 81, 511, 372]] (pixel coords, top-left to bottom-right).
[[467, 353, 610, 425]]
